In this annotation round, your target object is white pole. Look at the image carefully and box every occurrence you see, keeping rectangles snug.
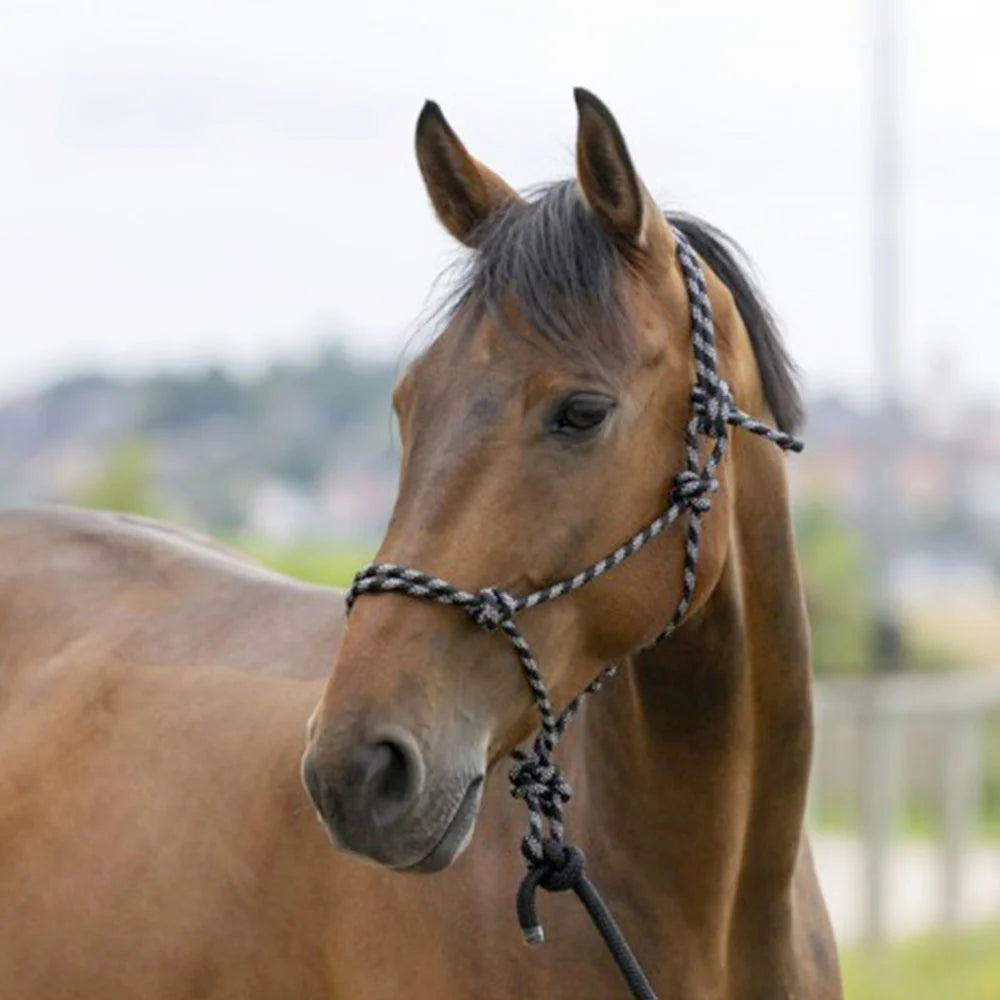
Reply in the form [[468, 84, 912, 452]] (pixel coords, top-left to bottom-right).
[[872, 0, 901, 407], [862, 0, 905, 946], [868, 0, 904, 675]]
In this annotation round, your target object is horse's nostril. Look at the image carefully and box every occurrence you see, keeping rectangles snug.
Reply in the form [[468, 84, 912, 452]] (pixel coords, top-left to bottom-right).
[[368, 742, 406, 802], [359, 732, 425, 827], [304, 729, 427, 838]]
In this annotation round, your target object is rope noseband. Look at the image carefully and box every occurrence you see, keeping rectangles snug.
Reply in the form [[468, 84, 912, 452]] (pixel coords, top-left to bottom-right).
[[346, 229, 803, 998]]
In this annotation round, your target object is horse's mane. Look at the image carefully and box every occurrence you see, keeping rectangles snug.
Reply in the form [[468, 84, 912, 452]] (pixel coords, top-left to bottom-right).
[[438, 180, 802, 434], [665, 212, 802, 433]]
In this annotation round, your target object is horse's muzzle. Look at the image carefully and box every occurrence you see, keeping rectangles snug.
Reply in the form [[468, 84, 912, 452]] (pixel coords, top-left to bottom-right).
[[301, 727, 484, 871]]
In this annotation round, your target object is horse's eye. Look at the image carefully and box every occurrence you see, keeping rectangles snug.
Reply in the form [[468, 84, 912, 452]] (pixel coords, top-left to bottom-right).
[[549, 393, 615, 437]]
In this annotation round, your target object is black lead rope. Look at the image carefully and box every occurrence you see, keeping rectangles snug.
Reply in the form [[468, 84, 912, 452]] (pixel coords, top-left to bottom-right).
[[346, 229, 803, 999], [516, 841, 657, 999]]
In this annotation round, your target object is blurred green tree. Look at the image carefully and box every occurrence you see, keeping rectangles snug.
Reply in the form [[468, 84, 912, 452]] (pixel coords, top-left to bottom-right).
[[795, 501, 872, 675], [76, 439, 162, 517]]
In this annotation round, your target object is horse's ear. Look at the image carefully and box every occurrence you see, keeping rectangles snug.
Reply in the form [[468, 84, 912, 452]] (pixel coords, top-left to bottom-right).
[[415, 101, 518, 247], [573, 88, 649, 247]]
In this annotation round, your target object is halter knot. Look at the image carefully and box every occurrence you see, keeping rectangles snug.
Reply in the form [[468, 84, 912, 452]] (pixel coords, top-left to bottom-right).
[[468, 587, 518, 631], [672, 469, 718, 514], [509, 749, 571, 818], [691, 380, 734, 438]]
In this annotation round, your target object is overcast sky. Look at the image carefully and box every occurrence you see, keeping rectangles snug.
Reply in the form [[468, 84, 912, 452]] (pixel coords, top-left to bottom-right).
[[1, 0, 997, 405]]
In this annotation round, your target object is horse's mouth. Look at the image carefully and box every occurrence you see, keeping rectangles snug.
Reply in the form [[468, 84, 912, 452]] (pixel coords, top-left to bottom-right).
[[403, 774, 484, 873]]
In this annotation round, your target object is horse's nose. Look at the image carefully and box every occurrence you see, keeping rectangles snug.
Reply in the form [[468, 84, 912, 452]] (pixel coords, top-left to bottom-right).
[[302, 728, 426, 831]]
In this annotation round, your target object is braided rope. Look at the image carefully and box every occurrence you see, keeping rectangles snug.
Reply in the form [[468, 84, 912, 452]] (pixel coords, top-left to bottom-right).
[[344, 228, 803, 998]]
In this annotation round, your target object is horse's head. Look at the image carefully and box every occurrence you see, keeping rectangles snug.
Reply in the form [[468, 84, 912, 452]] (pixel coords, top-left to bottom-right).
[[302, 90, 745, 871]]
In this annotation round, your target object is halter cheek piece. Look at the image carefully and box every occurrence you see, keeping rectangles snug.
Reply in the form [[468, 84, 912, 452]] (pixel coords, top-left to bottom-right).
[[346, 228, 803, 999]]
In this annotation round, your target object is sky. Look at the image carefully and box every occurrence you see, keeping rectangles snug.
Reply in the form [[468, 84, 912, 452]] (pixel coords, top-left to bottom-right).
[[1, 0, 998, 405]]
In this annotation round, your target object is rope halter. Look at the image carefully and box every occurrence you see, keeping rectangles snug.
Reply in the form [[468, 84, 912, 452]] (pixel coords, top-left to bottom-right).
[[345, 227, 803, 999]]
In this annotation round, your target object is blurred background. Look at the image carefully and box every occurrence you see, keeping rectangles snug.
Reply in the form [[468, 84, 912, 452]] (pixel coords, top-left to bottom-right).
[[1, 1, 998, 993]]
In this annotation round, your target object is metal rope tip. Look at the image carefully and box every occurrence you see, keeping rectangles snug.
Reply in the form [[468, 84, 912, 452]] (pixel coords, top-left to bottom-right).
[[522, 925, 544, 946]]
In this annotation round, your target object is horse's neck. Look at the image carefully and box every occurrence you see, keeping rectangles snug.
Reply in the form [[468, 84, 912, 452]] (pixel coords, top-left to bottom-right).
[[574, 437, 812, 963]]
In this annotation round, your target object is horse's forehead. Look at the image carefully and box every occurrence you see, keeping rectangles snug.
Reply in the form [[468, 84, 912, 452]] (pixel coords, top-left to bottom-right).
[[409, 309, 562, 410], [400, 326, 510, 451]]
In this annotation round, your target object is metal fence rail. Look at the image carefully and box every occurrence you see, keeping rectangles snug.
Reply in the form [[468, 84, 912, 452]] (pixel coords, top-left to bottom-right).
[[811, 672, 1000, 944]]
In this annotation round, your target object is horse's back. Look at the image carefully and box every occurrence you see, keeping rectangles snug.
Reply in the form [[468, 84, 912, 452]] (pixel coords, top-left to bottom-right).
[[0, 506, 343, 687]]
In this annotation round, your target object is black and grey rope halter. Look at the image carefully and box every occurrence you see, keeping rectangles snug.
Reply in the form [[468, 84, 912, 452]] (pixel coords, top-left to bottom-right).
[[347, 228, 803, 999]]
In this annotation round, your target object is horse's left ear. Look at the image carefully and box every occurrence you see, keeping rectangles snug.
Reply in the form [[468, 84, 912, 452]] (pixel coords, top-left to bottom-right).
[[574, 88, 651, 247], [415, 100, 519, 247]]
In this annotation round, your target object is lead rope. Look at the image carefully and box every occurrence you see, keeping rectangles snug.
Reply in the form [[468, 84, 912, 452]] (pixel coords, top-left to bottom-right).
[[346, 229, 803, 999]]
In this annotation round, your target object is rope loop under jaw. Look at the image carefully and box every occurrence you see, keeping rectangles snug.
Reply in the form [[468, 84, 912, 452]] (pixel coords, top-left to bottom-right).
[[341, 228, 803, 999], [509, 747, 573, 864]]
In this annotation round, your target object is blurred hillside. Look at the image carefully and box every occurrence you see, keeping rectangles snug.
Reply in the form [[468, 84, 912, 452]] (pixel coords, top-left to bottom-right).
[[1, 347, 998, 674], [0, 346, 399, 542]]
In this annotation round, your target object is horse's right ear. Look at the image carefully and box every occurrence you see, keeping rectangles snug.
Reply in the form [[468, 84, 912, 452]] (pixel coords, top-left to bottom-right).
[[573, 88, 650, 248], [415, 101, 519, 247]]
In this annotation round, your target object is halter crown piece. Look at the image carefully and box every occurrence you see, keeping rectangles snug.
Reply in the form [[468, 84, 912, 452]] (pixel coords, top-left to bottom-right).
[[346, 228, 803, 1000]]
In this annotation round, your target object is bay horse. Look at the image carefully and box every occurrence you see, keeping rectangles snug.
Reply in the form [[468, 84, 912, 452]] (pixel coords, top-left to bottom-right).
[[0, 90, 840, 998]]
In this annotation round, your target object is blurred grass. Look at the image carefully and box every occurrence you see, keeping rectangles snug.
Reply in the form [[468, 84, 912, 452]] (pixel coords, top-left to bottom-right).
[[232, 539, 373, 587], [841, 921, 1000, 999]]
